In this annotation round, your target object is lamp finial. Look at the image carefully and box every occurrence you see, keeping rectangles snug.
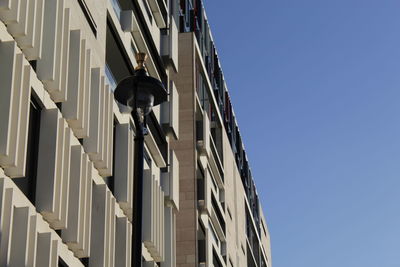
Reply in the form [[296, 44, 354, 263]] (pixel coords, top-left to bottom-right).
[[135, 52, 147, 70]]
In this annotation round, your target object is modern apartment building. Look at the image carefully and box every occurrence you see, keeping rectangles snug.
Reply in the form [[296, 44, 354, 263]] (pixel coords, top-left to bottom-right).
[[0, 0, 271, 267], [172, 1, 271, 267]]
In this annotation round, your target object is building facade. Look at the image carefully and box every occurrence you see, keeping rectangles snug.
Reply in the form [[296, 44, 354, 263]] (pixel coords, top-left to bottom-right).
[[0, 0, 270, 266], [172, 1, 271, 267]]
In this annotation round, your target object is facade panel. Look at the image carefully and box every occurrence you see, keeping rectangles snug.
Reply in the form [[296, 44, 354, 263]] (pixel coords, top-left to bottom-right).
[[0, 0, 271, 266]]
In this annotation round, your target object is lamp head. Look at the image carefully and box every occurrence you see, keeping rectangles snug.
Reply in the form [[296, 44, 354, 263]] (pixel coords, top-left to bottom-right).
[[114, 53, 168, 116]]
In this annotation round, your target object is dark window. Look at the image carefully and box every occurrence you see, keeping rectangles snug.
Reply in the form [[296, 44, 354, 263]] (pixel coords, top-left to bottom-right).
[[105, 19, 132, 90], [13, 96, 42, 204], [213, 250, 223, 267], [59, 257, 68, 267]]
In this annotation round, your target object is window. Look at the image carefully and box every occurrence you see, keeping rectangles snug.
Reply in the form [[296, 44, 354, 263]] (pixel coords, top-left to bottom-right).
[[110, 0, 122, 19], [105, 20, 132, 91], [59, 257, 68, 267], [14, 97, 42, 203]]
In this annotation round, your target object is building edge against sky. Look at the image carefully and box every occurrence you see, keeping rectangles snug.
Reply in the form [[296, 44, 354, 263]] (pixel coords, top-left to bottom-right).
[[0, 0, 271, 267]]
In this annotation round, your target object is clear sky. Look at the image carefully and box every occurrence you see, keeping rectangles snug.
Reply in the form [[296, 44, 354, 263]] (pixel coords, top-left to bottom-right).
[[202, 0, 400, 266]]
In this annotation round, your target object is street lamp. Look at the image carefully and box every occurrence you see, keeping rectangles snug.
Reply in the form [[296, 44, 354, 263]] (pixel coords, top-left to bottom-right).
[[114, 53, 168, 267]]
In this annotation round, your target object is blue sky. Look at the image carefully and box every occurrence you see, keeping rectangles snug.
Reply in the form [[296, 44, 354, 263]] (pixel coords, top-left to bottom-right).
[[203, 1, 400, 266]]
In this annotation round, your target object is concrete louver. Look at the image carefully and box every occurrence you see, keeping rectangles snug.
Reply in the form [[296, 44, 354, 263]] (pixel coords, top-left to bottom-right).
[[62, 145, 92, 258], [143, 169, 165, 262], [90, 184, 118, 267], [161, 149, 179, 211], [36, 109, 71, 230], [0, 0, 46, 60], [0, 176, 83, 267], [0, 180, 37, 267], [1, 180, 34, 267], [0, 41, 31, 178], [115, 216, 132, 266], [36, 0, 70, 103], [62, 29, 91, 139], [0, 0, 20, 25], [83, 68, 114, 177], [114, 123, 135, 221]]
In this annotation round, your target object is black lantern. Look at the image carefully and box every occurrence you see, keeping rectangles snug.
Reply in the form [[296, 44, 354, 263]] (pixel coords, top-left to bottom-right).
[[114, 53, 167, 117], [114, 53, 167, 267]]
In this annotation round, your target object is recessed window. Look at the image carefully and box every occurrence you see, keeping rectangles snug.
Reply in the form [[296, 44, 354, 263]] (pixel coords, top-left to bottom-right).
[[105, 20, 131, 91], [13, 96, 42, 203]]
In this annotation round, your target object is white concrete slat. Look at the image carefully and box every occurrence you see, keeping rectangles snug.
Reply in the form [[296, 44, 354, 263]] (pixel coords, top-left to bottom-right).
[[104, 191, 111, 267], [74, 39, 87, 132], [73, 48, 91, 138], [72, 160, 91, 258], [51, 7, 71, 103], [0, 179, 14, 266], [5, 64, 31, 178], [39, 117, 71, 228], [0, 43, 23, 168], [128, 126, 134, 219], [50, 116, 66, 227], [62, 145, 83, 248], [95, 85, 113, 177], [63, 30, 82, 123], [108, 196, 116, 267], [88, 75, 105, 162], [4, 52, 23, 168], [127, 220, 132, 265], [39, 1, 68, 97], [9, 206, 30, 267], [115, 216, 131, 266], [114, 123, 134, 219], [62, 148, 90, 258], [143, 169, 155, 251], [36, 109, 62, 221], [83, 68, 102, 155], [104, 86, 111, 172], [143, 173, 165, 261], [36, 232, 53, 267], [27, 215, 38, 267], [95, 85, 110, 170], [77, 154, 88, 254], [66, 37, 88, 137], [82, 161, 92, 257], [89, 184, 107, 267], [106, 90, 114, 175], [155, 180, 160, 256], [161, 149, 179, 210], [0, 0, 20, 24], [0, 41, 16, 162], [104, 191, 115, 267], [160, 187, 165, 260], [6, 0, 28, 37], [50, 239, 59, 267], [163, 206, 175, 267], [83, 49, 92, 137], [15, 0, 36, 48], [161, 80, 179, 139], [23, 0, 44, 60], [58, 126, 71, 229], [0, 0, 11, 10], [36, 0, 60, 85]]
